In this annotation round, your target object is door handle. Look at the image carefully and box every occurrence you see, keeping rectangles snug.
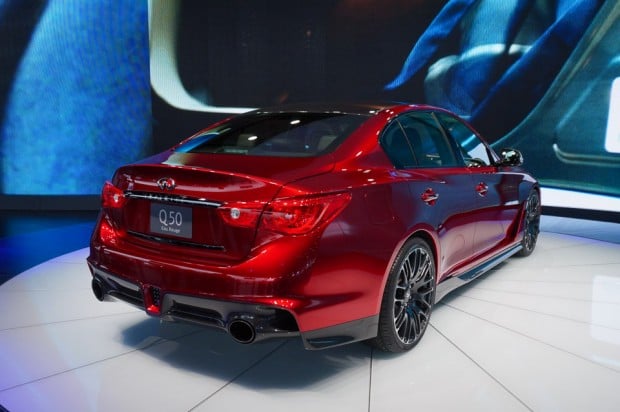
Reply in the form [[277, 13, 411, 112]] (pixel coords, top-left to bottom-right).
[[476, 182, 488, 196], [421, 188, 439, 205]]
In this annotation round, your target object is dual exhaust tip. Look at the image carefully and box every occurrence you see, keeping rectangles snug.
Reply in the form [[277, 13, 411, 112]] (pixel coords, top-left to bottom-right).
[[92, 277, 257, 345]]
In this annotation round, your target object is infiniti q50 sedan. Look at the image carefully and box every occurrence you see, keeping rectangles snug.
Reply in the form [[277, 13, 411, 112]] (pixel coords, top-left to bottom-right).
[[87, 103, 540, 353]]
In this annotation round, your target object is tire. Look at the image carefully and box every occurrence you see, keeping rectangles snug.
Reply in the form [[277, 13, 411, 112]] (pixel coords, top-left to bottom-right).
[[517, 190, 541, 257], [372, 237, 436, 353]]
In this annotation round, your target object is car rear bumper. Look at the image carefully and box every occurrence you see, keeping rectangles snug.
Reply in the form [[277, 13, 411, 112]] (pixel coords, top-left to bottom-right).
[[87, 262, 378, 350]]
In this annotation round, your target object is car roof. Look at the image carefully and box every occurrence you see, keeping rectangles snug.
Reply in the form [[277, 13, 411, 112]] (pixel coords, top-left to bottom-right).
[[250, 102, 413, 116]]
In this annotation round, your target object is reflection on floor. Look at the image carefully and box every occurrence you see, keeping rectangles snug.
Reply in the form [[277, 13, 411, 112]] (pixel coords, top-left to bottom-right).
[[0, 216, 619, 411]]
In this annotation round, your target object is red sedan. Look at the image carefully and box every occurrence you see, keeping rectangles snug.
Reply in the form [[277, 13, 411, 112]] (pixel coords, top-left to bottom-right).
[[87, 103, 540, 352]]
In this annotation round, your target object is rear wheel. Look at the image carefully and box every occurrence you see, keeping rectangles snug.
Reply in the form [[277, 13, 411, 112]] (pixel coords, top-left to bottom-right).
[[518, 191, 541, 257], [372, 238, 436, 353]]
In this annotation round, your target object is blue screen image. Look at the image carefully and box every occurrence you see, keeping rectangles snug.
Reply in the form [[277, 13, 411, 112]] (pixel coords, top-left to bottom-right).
[[0, 0, 150, 195]]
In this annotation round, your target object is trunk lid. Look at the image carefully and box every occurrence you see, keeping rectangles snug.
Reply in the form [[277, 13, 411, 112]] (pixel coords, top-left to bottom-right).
[[108, 151, 334, 261]]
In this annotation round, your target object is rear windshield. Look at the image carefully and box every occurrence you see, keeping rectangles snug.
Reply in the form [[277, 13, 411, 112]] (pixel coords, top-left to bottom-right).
[[175, 112, 368, 157]]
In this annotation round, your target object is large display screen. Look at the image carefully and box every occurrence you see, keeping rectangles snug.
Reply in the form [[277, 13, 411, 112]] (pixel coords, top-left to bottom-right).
[[1, 0, 619, 215], [0, 0, 150, 196]]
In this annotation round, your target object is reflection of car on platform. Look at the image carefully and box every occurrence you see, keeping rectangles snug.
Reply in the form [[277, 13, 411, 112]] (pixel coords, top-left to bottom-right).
[[87, 102, 540, 353]]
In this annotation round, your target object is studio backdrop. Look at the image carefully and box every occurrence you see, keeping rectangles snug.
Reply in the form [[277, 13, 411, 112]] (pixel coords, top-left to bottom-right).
[[0, 0, 618, 214]]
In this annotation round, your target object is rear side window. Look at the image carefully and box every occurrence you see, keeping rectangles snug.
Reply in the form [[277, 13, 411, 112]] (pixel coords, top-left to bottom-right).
[[176, 113, 368, 157], [380, 121, 417, 168], [381, 111, 460, 168], [399, 112, 459, 167]]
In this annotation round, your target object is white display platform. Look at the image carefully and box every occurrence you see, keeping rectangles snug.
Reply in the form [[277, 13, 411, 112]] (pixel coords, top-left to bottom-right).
[[1, 217, 619, 411]]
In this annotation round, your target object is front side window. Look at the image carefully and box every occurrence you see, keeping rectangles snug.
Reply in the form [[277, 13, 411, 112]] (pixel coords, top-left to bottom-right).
[[176, 112, 368, 157], [437, 113, 494, 167]]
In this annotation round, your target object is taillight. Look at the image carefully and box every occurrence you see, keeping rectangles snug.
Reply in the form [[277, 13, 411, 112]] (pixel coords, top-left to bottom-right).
[[218, 192, 352, 236], [217, 201, 266, 229], [262, 193, 351, 235], [99, 219, 118, 245], [102, 181, 126, 208]]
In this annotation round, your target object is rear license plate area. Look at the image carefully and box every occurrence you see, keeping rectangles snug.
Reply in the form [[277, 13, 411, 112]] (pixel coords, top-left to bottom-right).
[[150, 203, 193, 239]]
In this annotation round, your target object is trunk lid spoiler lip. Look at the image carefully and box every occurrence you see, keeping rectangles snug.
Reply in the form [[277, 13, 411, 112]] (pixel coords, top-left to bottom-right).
[[127, 150, 336, 189]]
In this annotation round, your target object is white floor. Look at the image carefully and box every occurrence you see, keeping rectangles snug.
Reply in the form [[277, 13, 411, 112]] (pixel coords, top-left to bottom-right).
[[1, 217, 619, 412]]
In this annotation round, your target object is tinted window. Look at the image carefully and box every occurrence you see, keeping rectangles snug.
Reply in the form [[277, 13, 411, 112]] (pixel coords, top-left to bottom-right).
[[437, 113, 493, 167], [176, 113, 368, 157], [380, 121, 417, 168], [398, 112, 459, 167]]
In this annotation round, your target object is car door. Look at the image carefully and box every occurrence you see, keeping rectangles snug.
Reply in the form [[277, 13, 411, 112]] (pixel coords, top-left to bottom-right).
[[436, 112, 522, 257], [382, 111, 479, 281]]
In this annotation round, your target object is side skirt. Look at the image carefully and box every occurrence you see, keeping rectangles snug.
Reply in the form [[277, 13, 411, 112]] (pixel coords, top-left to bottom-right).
[[435, 243, 523, 302]]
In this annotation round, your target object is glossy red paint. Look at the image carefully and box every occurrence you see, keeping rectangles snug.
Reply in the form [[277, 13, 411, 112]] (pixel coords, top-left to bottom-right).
[[87, 103, 539, 350]]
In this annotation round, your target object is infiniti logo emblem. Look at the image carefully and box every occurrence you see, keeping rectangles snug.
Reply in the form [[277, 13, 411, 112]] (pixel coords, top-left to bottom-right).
[[157, 177, 176, 191]]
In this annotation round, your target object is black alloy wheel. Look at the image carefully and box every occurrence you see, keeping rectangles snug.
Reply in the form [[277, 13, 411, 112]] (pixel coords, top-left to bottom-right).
[[518, 190, 541, 257], [372, 238, 436, 353]]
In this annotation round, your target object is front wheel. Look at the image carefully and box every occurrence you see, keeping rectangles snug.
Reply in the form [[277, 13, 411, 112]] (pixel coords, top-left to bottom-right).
[[517, 190, 541, 257], [372, 238, 436, 353]]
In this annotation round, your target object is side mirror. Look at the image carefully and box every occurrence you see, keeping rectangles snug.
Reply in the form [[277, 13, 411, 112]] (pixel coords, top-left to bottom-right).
[[499, 148, 523, 167]]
